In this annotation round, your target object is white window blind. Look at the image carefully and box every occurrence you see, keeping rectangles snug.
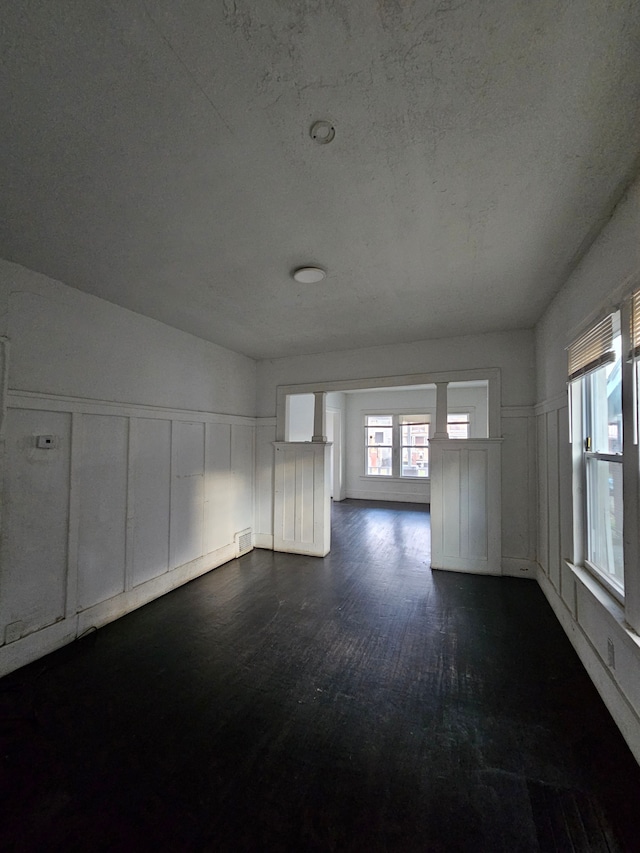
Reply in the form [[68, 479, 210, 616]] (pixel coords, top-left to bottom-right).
[[630, 290, 640, 359], [568, 314, 615, 381]]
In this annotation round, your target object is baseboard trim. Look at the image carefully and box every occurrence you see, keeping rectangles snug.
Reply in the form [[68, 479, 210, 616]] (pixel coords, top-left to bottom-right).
[[537, 567, 640, 766], [0, 543, 241, 678], [254, 533, 274, 550], [501, 557, 536, 578], [0, 618, 78, 679], [346, 489, 429, 504]]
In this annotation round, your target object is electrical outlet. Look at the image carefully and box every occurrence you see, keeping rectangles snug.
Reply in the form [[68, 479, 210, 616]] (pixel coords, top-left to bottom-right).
[[607, 637, 615, 669], [36, 435, 56, 449]]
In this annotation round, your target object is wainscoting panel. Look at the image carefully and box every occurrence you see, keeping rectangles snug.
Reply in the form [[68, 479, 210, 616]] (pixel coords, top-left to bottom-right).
[[546, 409, 561, 591], [431, 439, 501, 574], [204, 422, 232, 555], [0, 391, 256, 677], [77, 414, 128, 610], [1, 409, 71, 634], [131, 418, 171, 587], [170, 421, 205, 570], [273, 442, 331, 557], [231, 424, 255, 538], [537, 413, 549, 576]]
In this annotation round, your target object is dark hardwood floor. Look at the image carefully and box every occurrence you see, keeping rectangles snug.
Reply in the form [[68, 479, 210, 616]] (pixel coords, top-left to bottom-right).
[[1, 499, 639, 851]]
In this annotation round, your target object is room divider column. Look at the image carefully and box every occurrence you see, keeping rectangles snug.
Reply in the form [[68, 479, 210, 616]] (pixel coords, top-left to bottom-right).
[[272, 440, 332, 557], [430, 379, 503, 575], [312, 391, 327, 442], [434, 382, 449, 439]]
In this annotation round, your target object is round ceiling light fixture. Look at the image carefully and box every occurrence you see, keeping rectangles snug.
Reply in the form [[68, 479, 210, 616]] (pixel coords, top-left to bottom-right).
[[310, 120, 335, 144], [293, 266, 326, 284]]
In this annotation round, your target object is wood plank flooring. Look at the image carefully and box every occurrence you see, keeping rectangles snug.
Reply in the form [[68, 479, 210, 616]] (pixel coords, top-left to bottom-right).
[[1, 499, 639, 851]]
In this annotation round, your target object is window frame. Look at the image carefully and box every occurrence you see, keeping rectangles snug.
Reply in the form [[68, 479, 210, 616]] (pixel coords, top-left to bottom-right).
[[363, 409, 474, 480], [569, 311, 625, 603]]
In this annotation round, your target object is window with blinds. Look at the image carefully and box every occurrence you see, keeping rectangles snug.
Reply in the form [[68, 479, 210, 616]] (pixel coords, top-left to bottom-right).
[[568, 309, 624, 596], [630, 290, 640, 359], [568, 314, 615, 381]]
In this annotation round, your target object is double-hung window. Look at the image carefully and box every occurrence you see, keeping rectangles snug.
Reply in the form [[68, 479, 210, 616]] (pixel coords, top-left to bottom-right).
[[365, 415, 394, 476], [400, 415, 430, 477], [365, 414, 430, 477], [569, 312, 624, 595], [447, 413, 471, 439], [364, 412, 470, 478]]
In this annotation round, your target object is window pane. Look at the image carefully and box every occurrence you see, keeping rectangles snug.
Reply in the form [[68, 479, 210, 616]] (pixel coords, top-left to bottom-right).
[[586, 337, 622, 454], [367, 446, 392, 476], [447, 414, 470, 439], [401, 423, 429, 444], [586, 457, 624, 589], [400, 414, 430, 426], [402, 447, 429, 477], [366, 427, 392, 446], [366, 415, 393, 427], [400, 416, 429, 477]]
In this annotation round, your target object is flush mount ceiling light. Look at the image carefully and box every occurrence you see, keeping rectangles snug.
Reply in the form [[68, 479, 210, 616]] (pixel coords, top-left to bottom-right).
[[310, 120, 335, 144], [293, 266, 326, 284]]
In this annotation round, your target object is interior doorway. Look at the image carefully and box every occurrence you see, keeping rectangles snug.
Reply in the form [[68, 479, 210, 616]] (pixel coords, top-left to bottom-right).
[[277, 374, 496, 568]]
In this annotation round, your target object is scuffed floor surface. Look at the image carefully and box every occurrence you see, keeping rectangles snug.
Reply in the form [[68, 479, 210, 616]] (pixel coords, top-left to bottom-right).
[[1, 500, 639, 851]]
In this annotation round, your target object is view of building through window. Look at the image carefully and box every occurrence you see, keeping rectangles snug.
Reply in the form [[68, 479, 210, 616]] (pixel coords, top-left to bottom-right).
[[365, 412, 471, 477], [400, 415, 430, 477]]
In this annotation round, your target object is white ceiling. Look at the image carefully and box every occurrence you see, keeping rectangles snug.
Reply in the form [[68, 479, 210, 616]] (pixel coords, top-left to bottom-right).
[[1, 1, 639, 360]]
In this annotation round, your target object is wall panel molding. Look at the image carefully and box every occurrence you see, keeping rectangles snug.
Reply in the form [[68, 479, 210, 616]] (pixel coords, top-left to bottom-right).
[[534, 392, 567, 416], [1, 395, 257, 677], [7, 390, 256, 425]]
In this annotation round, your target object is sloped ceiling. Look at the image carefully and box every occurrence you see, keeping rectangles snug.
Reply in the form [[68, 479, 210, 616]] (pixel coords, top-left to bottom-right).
[[1, 1, 639, 359]]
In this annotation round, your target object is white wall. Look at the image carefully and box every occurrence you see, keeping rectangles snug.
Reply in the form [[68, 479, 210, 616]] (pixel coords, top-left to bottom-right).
[[535, 176, 640, 763], [0, 260, 257, 676], [286, 393, 314, 441], [257, 329, 535, 417]]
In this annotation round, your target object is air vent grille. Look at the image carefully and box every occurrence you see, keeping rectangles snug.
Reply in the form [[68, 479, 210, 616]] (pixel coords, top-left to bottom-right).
[[236, 528, 253, 555]]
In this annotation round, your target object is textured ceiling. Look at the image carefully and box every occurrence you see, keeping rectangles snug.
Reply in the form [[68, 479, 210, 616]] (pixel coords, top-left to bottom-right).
[[1, 1, 639, 359]]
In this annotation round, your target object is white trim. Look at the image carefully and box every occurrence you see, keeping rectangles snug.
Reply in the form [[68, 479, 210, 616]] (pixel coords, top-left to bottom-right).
[[254, 533, 274, 550], [125, 417, 135, 593], [501, 557, 536, 578], [564, 269, 640, 351], [534, 392, 567, 416], [0, 618, 79, 680], [358, 475, 430, 483], [501, 405, 535, 418], [0, 542, 243, 679], [7, 389, 256, 425], [346, 489, 429, 504], [276, 368, 501, 441], [537, 565, 640, 765], [77, 544, 239, 634], [65, 412, 81, 618]]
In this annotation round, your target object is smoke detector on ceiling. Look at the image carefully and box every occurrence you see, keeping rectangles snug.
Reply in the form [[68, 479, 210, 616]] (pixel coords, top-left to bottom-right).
[[310, 120, 335, 144], [293, 267, 326, 283]]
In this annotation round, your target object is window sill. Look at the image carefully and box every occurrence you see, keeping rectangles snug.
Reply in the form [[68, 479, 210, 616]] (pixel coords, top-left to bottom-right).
[[360, 475, 430, 483], [567, 560, 627, 624], [582, 560, 624, 607]]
